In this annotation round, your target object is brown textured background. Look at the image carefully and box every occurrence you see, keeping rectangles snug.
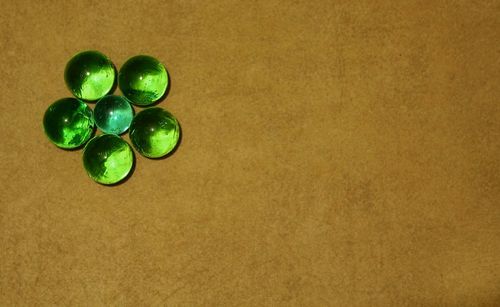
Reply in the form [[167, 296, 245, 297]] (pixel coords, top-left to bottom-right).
[[0, 0, 499, 306]]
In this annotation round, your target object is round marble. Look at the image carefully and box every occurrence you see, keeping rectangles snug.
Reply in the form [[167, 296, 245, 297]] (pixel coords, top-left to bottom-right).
[[43, 97, 94, 149], [82, 134, 134, 185], [65, 50, 115, 101], [118, 55, 168, 106], [94, 95, 134, 135], [129, 107, 180, 158]]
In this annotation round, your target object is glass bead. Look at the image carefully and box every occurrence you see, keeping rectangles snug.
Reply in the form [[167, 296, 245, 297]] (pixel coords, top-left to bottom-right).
[[129, 107, 180, 158], [43, 98, 94, 149], [82, 134, 134, 185], [94, 95, 134, 135], [118, 55, 168, 106], [65, 50, 115, 101]]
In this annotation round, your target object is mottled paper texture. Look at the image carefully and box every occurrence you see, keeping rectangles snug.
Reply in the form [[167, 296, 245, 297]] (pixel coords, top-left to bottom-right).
[[0, 0, 499, 305]]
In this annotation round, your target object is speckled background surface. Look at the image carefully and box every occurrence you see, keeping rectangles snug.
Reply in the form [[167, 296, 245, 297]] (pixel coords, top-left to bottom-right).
[[0, 0, 499, 305]]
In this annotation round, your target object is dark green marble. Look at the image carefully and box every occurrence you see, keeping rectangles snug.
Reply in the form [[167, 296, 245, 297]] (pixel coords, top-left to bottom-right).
[[83, 134, 134, 185], [129, 107, 180, 158], [118, 55, 168, 106], [65, 50, 115, 101], [43, 98, 94, 149]]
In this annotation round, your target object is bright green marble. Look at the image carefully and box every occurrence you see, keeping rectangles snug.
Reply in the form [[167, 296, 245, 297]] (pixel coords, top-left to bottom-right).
[[65, 50, 115, 101], [129, 107, 180, 158], [94, 95, 134, 135], [118, 55, 168, 106], [43, 98, 94, 149], [83, 134, 134, 185]]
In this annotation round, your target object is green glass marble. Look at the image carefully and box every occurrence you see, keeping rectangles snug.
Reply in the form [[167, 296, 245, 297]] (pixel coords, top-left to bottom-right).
[[129, 107, 180, 158], [43, 98, 94, 149], [118, 55, 169, 106], [94, 95, 134, 135], [65, 50, 115, 101], [83, 134, 134, 185]]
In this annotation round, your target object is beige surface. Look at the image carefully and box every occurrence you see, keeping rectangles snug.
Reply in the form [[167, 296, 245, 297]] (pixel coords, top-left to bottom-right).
[[0, 0, 499, 306]]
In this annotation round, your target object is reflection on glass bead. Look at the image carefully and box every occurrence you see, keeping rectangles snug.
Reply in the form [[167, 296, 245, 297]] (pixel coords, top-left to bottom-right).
[[65, 50, 115, 101], [94, 95, 134, 135], [43, 98, 94, 149], [118, 55, 168, 106], [83, 134, 134, 185], [129, 107, 180, 158]]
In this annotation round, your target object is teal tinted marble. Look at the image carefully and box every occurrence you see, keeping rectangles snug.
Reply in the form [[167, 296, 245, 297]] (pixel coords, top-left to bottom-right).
[[94, 95, 134, 135]]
